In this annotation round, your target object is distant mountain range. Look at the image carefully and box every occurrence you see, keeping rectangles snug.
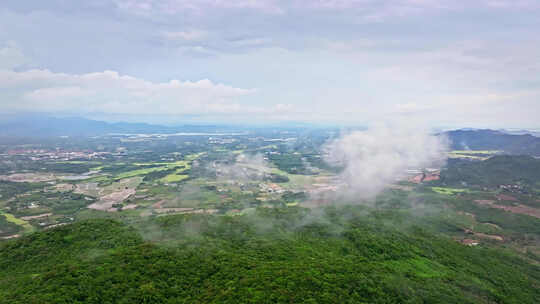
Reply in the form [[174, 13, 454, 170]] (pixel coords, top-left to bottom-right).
[[443, 129, 540, 156], [0, 115, 234, 137], [1, 116, 540, 156], [499, 129, 540, 137]]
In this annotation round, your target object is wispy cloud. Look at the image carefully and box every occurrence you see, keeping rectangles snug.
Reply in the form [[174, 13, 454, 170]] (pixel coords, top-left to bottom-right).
[[114, 0, 285, 15], [112, 0, 539, 22], [161, 30, 208, 41]]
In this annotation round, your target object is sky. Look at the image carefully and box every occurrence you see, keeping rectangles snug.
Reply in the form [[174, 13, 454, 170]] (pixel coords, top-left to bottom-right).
[[1, 0, 539, 128]]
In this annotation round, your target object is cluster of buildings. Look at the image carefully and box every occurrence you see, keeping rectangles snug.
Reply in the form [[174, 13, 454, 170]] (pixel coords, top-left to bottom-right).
[[259, 183, 284, 194], [208, 137, 236, 144], [407, 168, 441, 184], [3, 149, 110, 161], [498, 184, 525, 194]]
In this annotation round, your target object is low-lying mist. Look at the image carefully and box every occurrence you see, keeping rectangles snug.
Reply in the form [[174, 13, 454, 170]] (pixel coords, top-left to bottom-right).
[[137, 124, 450, 243], [324, 124, 448, 199], [213, 153, 270, 181]]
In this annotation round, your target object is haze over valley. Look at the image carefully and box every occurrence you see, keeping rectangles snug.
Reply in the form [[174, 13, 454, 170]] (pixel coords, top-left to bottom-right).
[[1, 1, 540, 303]]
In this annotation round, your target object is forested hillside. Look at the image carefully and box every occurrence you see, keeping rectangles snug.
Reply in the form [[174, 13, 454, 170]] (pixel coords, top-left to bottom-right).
[[444, 130, 540, 156], [1, 211, 538, 304], [439, 155, 540, 188]]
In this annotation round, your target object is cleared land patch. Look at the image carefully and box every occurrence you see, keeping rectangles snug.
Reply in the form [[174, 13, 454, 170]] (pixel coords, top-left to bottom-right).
[[0, 173, 56, 183], [447, 150, 501, 160]]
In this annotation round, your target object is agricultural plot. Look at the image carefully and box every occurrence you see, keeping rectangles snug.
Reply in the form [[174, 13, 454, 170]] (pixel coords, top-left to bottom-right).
[[431, 187, 469, 195], [447, 150, 501, 160], [160, 173, 189, 183], [115, 166, 172, 179], [0, 131, 539, 278], [0, 211, 34, 234], [0, 214, 21, 238]]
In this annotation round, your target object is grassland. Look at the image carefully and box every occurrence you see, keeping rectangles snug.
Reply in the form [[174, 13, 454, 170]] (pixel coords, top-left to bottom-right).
[[431, 187, 469, 195], [158, 161, 191, 183], [448, 150, 501, 160], [450, 150, 501, 154], [160, 173, 189, 183], [96, 158, 196, 184], [0, 211, 34, 234], [116, 166, 171, 179]]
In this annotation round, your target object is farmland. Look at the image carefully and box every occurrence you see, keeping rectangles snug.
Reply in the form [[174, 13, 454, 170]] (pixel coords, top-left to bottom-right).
[[0, 129, 539, 303]]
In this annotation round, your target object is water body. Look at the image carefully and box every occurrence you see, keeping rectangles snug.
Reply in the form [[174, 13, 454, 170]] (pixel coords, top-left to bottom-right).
[[107, 132, 249, 137]]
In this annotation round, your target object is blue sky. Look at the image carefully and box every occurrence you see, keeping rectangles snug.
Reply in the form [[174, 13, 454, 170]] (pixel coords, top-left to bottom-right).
[[1, 0, 539, 128]]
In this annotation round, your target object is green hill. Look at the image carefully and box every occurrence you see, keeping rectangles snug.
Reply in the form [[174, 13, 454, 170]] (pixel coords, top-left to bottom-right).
[[439, 155, 540, 188], [1, 212, 538, 304], [444, 130, 540, 156]]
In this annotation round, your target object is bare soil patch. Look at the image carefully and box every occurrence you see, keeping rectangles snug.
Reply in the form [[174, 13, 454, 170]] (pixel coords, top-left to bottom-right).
[[474, 200, 495, 205], [0, 173, 56, 183], [482, 222, 502, 230], [460, 239, 480, 246], [474, 232, 504, 241], [20, 213, 52, 221], [122, 204, 138, 210], [55, 183, 75, 192], [44, 223, 68, 230], [154, 208, 218, 215], [0, 234, 20, 240], [88, 188, 136, 212], [423, 174, 440, 182], [75, 182, 101, 197], [409, 174, 423, 184], [496, 194, 518, 201], [152, 200, 165, 208], [457, 211, 476, 219]]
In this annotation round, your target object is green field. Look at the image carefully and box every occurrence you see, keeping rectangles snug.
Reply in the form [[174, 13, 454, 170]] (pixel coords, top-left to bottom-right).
[[450, 150, 501, 155], [0, 211, 34, 233], [448, 150, 501, 160], [109, 160, 193, 181], [431, 187, 469, 195], [160, 173, 189, 183], [116, 166, 171, 179]]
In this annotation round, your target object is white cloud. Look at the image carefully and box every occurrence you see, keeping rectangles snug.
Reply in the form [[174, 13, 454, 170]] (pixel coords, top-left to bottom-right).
[[161, 30, 208, 41], [229, 37, 272, 47], [0, 69, 258, 115], [24, 86, 91, 101]]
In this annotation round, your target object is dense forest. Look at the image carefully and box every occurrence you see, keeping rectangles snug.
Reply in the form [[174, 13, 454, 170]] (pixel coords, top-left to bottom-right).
[[1, 207, 539, 303], [438, 155, 540, 188]]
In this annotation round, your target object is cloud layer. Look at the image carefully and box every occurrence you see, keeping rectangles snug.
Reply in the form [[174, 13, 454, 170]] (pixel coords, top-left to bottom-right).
[[0, 69, 265, 116], [0, 1, 539, 127]]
